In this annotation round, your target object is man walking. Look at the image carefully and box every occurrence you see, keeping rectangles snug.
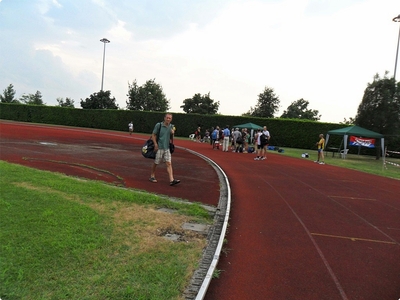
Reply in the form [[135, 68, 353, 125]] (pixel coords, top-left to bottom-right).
[[149, 113, 181, 185]]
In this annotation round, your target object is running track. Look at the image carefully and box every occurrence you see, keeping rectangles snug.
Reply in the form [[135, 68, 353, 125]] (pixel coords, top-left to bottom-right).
[[1, 121, 399, 300]]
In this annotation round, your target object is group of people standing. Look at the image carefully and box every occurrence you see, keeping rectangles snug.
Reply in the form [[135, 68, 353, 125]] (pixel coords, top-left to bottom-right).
[[209, 126, 249, 152], [208, 125, 272, 159]]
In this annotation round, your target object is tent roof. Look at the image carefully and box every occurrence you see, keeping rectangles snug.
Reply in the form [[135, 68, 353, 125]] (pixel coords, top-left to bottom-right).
[[327, 125, 383, 138], [233, 122, 263, 130]]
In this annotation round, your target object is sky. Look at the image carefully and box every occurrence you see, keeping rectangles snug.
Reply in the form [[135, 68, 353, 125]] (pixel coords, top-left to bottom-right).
[[0, 0, 399, 123]]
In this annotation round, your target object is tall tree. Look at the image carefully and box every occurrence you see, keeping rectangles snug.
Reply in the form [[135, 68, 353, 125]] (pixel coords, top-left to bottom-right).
[[126, 79, 170, 111], [280, 98, 321, 121], [0, 84, 18, 103], [80, 90, 118, 109], [180, 92, 219, 114], [20, 91, 45, 105], [245, 87, 280, 118], [57, 97, 75, 108], [355, 72, 400, 136]]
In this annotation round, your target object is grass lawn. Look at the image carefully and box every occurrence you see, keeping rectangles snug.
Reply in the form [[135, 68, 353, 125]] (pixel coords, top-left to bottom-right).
[[0, 161, 212, 300], [277, 147, 400, 180]]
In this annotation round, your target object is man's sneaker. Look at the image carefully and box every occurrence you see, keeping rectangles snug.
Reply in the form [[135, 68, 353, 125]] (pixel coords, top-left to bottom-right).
[[261, 157, 266, 160], [314, 160, 319, 163], [319, 161, 325, 165], [254, 157, 260, 160]]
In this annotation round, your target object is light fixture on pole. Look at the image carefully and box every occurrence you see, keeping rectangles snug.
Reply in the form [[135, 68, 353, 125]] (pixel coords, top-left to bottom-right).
[[100, 38, 110, 91], [393, 14, 400, 81]]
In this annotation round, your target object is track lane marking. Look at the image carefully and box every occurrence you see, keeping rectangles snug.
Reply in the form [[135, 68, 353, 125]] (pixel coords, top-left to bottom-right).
[[329, 195, 376, 201], [311, 233, 397, 244]]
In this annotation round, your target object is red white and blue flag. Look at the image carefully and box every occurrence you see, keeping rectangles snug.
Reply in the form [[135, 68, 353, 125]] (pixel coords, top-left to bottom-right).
[[349, 136, 375, 148]]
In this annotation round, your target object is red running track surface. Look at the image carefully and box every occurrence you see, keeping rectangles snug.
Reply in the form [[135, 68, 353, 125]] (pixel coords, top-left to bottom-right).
[[1, 121, 399, 300]]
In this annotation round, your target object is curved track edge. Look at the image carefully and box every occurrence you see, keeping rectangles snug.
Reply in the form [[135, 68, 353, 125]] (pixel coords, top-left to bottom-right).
[[181, 148, 231, 300]]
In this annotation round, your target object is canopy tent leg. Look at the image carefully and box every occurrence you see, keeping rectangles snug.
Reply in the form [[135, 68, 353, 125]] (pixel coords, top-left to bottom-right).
[[343, 135, 348, 159]]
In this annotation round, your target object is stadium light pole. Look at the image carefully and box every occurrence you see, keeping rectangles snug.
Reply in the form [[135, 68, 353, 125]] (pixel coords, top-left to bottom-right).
[[100, 38, 110, 91], [393, 14, 400, 81]]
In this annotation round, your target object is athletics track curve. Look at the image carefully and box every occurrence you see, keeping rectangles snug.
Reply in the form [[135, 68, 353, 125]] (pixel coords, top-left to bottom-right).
[[1, 121, 399, 300]]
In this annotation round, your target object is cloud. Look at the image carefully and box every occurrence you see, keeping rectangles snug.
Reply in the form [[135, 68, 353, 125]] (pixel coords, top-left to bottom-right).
[[107, 20, 133, 42], [36, 0, 62, 15], [0, 0, 398, 123]]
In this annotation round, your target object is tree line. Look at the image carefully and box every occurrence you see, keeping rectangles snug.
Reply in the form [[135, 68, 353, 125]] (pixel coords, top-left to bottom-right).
[[1, 73, 399, 140], [0, 79, 321, 120]]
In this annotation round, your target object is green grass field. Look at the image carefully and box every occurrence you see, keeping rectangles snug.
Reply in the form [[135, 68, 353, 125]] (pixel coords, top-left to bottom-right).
[[0, 161, 212, 300], [278, 147, 400, 180]]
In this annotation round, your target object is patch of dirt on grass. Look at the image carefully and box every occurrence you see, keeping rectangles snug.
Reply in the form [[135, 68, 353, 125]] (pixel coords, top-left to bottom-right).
[[12, 182, 207, 254], [112, 203, 207, 253]]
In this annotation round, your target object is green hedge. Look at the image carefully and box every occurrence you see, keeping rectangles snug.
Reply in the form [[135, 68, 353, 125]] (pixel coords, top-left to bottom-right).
[[0, 103, 348, 150]]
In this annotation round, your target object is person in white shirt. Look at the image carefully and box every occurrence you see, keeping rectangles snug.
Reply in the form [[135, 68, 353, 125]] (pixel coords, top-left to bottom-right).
[[254, 129, 263, 160], [128, 121, 134, 135], [261, 126, 271, 160]]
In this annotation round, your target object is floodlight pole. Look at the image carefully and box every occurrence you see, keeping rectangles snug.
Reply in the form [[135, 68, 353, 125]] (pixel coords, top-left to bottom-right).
[[100, 38, 110, 91], [393, 15, 400, 81]]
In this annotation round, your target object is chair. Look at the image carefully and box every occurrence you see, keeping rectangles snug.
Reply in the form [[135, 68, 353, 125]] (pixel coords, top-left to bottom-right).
[[189, 134, 195, 141], [340, 149, 349, 158]]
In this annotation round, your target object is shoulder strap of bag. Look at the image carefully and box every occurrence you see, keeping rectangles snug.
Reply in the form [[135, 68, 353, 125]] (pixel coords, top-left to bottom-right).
[[170, 124, 174, 143], [156, 122, 162, 143], [155, 122, 173, 143]]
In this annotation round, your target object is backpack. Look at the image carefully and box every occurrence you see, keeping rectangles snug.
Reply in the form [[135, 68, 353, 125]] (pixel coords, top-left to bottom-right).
[[211, 130, 217, 139], [260, 133, 269, 145], [236, 134, 243, 144]]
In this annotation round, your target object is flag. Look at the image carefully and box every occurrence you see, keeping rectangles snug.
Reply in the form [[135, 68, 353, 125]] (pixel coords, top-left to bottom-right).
[[349, 136, 375, 148]]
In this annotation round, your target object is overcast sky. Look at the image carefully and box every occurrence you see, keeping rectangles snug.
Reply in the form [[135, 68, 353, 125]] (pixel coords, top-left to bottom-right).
[[0, 0, 399, 123]]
